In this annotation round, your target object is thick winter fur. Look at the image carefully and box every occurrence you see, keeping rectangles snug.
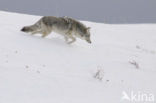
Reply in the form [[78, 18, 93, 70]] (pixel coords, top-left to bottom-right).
[[21, 16, 91, 44]]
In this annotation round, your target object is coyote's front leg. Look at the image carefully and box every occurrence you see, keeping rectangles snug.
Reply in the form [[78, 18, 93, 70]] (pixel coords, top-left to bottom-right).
[[41, 31, 49, 38], [64, 36, 69, 42], [65, 30, 76, 44], [67, 34, 76, 44]]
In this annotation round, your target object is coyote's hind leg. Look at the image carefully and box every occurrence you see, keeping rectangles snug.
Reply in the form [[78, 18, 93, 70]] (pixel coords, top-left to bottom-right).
[[31, 31, 40, 35]]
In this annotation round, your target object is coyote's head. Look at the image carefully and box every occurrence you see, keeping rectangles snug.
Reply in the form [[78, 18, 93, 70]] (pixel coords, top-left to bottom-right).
[[84, 27, 91, 44]]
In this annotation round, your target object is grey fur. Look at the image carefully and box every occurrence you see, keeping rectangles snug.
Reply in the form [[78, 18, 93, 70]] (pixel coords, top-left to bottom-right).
[[21, 16, 91, 44]]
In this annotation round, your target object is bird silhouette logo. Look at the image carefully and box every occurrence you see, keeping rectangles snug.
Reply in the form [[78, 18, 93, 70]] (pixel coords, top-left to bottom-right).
[[121, 91, 130, 101]]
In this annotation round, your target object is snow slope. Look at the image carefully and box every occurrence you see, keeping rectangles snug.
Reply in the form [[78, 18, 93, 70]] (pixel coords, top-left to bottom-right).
[[0, 11, 156, 103]]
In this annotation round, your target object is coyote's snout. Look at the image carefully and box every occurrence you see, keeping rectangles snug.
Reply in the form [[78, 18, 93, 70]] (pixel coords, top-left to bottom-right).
[[21, 16, 91, 44]]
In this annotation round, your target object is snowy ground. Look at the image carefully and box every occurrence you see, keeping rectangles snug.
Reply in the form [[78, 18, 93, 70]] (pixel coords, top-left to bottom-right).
[[0, 11, 156, 103]]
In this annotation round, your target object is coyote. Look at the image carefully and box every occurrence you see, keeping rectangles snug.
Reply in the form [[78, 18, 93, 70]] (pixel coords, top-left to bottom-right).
[[21, 16, 91, 44]]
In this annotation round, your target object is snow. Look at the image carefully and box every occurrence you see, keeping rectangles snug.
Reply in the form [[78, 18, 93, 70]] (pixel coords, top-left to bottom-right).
[[0, 11, 156, 103]]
